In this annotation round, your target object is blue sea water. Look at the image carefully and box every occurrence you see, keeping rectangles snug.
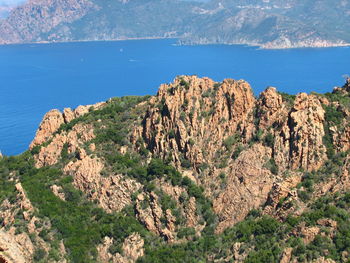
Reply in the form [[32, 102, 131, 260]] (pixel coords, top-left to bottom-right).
[[0, 39, 350, 156]]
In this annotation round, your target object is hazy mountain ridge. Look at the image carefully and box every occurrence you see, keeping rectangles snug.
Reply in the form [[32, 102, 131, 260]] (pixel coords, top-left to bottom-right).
[[180, 0, 350, 48], [0, 0, 349, 48]]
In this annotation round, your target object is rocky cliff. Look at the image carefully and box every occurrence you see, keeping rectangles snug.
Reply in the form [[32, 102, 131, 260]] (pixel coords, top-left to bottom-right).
[[1, 76, 350, 262]]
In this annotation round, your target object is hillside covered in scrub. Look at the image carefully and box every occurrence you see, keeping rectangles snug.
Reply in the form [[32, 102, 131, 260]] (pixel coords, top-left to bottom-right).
[[1, 76, 350, 262]]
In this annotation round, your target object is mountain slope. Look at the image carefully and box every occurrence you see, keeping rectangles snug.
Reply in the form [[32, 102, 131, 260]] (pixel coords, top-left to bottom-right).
[[0, 0, 349, 48], [180, 0, 350, 48], [1, 76, 350, 262]]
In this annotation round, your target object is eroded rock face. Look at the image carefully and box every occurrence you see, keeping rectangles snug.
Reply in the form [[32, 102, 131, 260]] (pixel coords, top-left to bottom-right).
[[0, 183, 66, 263], [64, 155, 141, 212], [30, 109, 65, 149], [121, 233, 144, 262], [313, 155, 350, 197], [279, 247, 293, 263], [0, 184, 34, 263], [0, 183, 34, 229], [288, 93, 327, 170], [312, 257, 336, 263], [331, 125, 350, 153], [0, 230, 27, 263], [263, 173, 303, 219], [30, 101, 105, 150], [34, 123, 95, 168], [292, 222, 320, 245], [132, 76, 334, 233], [50, 184, 66, 201], [154, 179, 199, 230], [138, 75, 256, 168], [97, 233, 144, 263], [257, 87, 286, 129], [328, 80, 350, 153], [274, 93, 327, 171], [232, 242, 250, 262], [213, 144, 274, 233], [135, 192, 175, 242]]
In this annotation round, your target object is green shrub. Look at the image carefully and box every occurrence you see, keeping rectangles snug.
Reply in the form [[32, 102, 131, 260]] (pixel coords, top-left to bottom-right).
[[181, 158, 191, 169], [232, 144, 244, 159], [177, 227, 196, 239], [298, 190, 311, 202], [264, 159, 278, 175], [263, 133, 274, 148], [33, 248, 47, 261], [279, 92, 296, 106], [223, 135, 238, 151]]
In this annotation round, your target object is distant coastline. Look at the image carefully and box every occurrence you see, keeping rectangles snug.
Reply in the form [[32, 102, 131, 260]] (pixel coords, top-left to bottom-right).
[[1, 36, 349, 50], [179, 38, 350, 50], [0, 36, 176, 47]]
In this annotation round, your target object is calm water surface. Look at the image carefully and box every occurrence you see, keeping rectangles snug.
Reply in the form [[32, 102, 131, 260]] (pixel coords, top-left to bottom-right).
[[1, 39, 349, 155]]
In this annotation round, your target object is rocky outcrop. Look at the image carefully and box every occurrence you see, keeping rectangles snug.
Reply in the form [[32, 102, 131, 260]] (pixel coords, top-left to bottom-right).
[[312, 156, 350, 199], [135, 192, 175, 242], [256, 88, 330, 172], [0, 183, 66, 263], [64, 154, 141, 212], [185, 197, 199, 228], [330, 125, 350, 153], [32, 106, 101, 167], [50, 184, 66, 201], [0, 230, 27, 263], [132, 76, 338, 233], [328, 79, 350, 153], [34, 123, 95, 168], [292, 222, 320, 245], [312, 257, 336, 263], [23, 75, 350, 260], [30, 101, 105, 149], [63, 102, 105, 122], [213, 144, 275, 233], [263, 173, 303, 219], [273, 93, 327, 172], [30, 109, 65, 148], [0, 183, 34, 229], [155, 179, 199, 230], [98, 233, 144, 263], [121, 233, 144, 262], [137, 75, 256, 168], [279, 247, 293, 263], [288, 93, 327, 170], [0, 183, 33, 263], [257, 87, 287, 130], [333, 77, 350, 94], [231, 242, 250, 262]]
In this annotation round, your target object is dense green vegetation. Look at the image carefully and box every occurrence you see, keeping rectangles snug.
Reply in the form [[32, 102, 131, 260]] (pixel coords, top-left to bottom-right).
[[4, 150, 349, 263], [0, 156, 19, 203], [139, 189, 350, 263], [0, 154, 152, 263]]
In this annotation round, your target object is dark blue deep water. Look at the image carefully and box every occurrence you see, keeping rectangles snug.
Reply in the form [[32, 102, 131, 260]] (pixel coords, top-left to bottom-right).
[[1, 39, 350, 155]]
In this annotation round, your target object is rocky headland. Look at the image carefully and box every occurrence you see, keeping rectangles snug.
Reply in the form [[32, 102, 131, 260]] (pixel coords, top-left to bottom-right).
[[1, 76, 350, 262]]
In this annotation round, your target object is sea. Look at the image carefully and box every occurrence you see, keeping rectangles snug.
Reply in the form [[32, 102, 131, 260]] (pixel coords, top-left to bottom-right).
[[1, 39, 349, 156]]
